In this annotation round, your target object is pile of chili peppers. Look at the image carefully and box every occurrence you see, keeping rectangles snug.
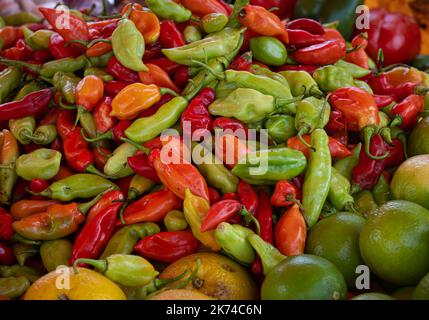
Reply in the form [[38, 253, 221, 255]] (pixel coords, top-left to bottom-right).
[[0, 0, 428, 301]]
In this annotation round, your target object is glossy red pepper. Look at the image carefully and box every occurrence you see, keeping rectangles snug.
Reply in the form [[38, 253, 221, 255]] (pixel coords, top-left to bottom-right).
[[39, 108, 60, 126], [181, 87, 215, 137], [127, 153, 161, 183], [134, 230, 199, 263], [0, 208, 13, 242], [121, 188, 182, 225], [181, 0, 230, 17], [287, 29, 325, 49], [2, 39, 33, 61], [104, 81, 129, 97], [293, 39, 345, 65], [374, 94, 394, 109], [143, 41, 163, 60], [82, 119, 131, 143], [222, 192, 238, 201], [70, 201, 123, 265], [270, 180, 301, 207], [29, 179, 49, 193], [230, 51, 253, 72], [159, 21, 186, 49], [286, 18, 325, 35], [325, 110, 348, 146], [390, 94, 424, 131], [201, 200, 244, 232], [56, 109, 76, 141], [345, 33, 369, 69], [0, 242, 15, 265], [138, 94, 175, 118], [237, 180, 258, 214], [32, 49, 53, 63], [106, 56, 140, 83], [351, 134, 388, 190], [384, 139, 405, 168], [92, 147, 111, 171], [93, 96, 116, 134], [145, 58, 181, 76], [86, 190, 125, 223], [208, 187, 220, 205], [0, 89, 52, 122], [48, 33, 75, 59]]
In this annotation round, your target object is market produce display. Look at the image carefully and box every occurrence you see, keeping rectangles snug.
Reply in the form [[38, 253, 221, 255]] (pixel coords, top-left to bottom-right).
[[0, 0, 429, 301]]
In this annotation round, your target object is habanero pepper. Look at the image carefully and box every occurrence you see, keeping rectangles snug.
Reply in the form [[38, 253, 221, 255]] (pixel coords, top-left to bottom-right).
[[173, 66, 191, 90], [143, 42, 163, 60], [56, 109, 75, 141], [230, 51, 253, 72], [345, 33, 369, 69], [10, 199, 59, 220], [208, 187, 221, 205], [374, 94, 394, 109], [75, 75, 104, 124], [28, 178, 49, 193], [384, 138, 405, 168], [325, 109, 348, 146], [287, 28, 325, 49], [237, 180, 258, 215], [275, 204, 306, 256]]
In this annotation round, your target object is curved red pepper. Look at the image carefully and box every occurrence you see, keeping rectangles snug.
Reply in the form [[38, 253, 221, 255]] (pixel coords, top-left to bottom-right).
[[287, 29, 325, 49], [0, 243, 15, 265], [230, 51, 253, 72], [127, 153, 161, 183], [106, 56, 139, 83], [56, 109, 76, 141], [86, 190, 125, 223], [63, 128, 93, 172], [134, 230, 199, 263], [237, 180, 258, 214], [293, 39, 346, 65], [384, 139, 405, 168], [201, 199, 243, 232], [48, 33, 75, 59], [159, 21, 186, 48], [390, 94, 424, 131]]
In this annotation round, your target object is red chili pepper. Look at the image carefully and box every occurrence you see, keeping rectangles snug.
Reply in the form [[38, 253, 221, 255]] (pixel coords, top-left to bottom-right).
[[0, 242, 15, 265], [287, 135, 351, 159], [275, 204, 306, 256], [212, 117, 248, 138], [1, 39, 33, 61], [173, 66, 191, 89], [208, 187, 220, 205], [0, 208, 13, 242], [50, 137, 63, 154], [374, 94, 394, 109], [237, 180, 258, 214], [149, 148, 210, 201], [325, 109, 348, 146], [275, 64, 318, 75], [230, 51, 253, 72], [128, 153, 161, 183], [286, 18, 325, 35], [86, 190, 125, 223], [29, 179, 49, 193], [270, 180, 301, 207], [181, 87, 214, 137], [287, 29, 325, 49], [145, 58, 181, 76], [351, 134, 388, 190], [221, 192, 237, 201], [100, 21, 118, 38], [106, 56, 140, 83], [56, 109, 76, 141], [345, 33, 369, 69], [218, 0, 233, 15], [0, 88, 52, 122], [104, 81, 128, 97], [92, 147, 111, 171], [143, 41, 163, 60], [390, 94, 424, 130], [181, 0, 230, 16], [201, 200, 244, 232], [138, 94, 175, 118], [159, 21, 186, 48], [384, 138, 405, 168], [293, 39, 345, 65], [121, 188, 182, 224], [93, 96, 116, 134], [70, 201, 123, 265], [32, 49, 53, 63], [239, 5, 288, 39], [134, 230, 199, 263]]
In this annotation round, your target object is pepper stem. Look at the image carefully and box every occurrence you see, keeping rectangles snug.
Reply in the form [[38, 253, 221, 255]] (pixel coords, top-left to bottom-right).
[[80, 128, 113, 142], [379, 127, 393, 145], [297, 127, 313, 150], [12, 233, 41, 245], [0, 58, 41, 73], [87, 38, 112, 48], [190, 59, 225, 80], [73, 258, 108, 274], [389, 116, 403, 128], [77, 187, 115, 214], [240, 208, 261, 235], [344, 202, 358, 214], [119, 202, 128, 225], [58, 96, 77, 110], [159, 87, 179, 97], [350, 184, 362, 195], [174, 258, 201, 289], [85, 164, 115, 179], [363, 126, 390, 160], [119, 137, 150, 154]]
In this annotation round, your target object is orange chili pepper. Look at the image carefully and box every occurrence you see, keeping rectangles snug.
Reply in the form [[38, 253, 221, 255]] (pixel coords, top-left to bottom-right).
[[138, 63, 180, 93], [0, 26, 23, 49], [239, 5, 288, 41], [384, 66, 425, 88], [10, 199, 60, 220], [181, 0, 229, 17], [110, 83, 162, 120], [287, 135, 351, 160], [75, 75, 104, 111], [274, 204, 306, 256], [129, 9, 160, 44], [86, 41, 112, 57]]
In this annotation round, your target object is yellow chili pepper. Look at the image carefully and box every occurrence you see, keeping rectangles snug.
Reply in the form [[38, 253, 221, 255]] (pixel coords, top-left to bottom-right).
[[127, 174, 155, 200], [183, 188, 220, 251]]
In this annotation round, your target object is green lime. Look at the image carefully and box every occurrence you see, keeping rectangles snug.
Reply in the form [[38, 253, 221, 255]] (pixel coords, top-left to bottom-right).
[[359, 200, 429, 286], [408, 117, 429, 156], [351, 293, 394, 300], [391, 287, 415, 300], [261, 254, 347, 300], [413, 272, 429, 300], [391, 155, 429, 210], [306, 212, 366, 289]]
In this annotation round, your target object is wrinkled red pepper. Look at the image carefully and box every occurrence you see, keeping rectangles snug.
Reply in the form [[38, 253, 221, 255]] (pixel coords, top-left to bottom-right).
[[270, 180, 301, 207], [159, 21, 186, 48]]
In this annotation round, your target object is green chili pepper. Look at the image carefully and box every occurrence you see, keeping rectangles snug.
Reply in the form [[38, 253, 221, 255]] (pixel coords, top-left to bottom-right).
[[14, 80, 45, 101], [146, 0, 192, 23], [3, 12, 41, 26], [104, 142, 136, 178], [354, 190, 377, 218], [87, 52, 114, 68], [40, 55, 87, 78], [16, 149, 62, 181], [1, 265, 42, 283], [53, 72, 80, 104], [302, 129, 332, 228], [0, 67, 23, 103], [162, 28, 245, 66], [329, 167, 355, 211], [22, 27, 54, 50], [248, 234, 286, 276], [333, 143, 361, 181], [215, 80, 238, 99], [40, 239, 73, 272], [231, 147, 307, 183], [183, 25, 202, 43], [84, 67, 113, 82], [265, 114, 297, 143], [295, 97, 331, 147], [100, 223, 160, 259], [0, 276, 30, 299], [74, 254, 159, 287], [215, 222, 255, 266], [353, 80, 373, 94], [202, 13, 229, 34], [372, 174, 391, 206], [193, 142, 239, 193], [335, 60, 371, 78], [313, 65, 355, 92], [279, 70, 323, 97], [125, 96, 188, 143], [78, 111, 98, 140], [13, 243, 39, 266], [252, 65, 290, 87], [164, 210, 188, 231], [227, 0, 249, 28], [112, 18, 147, 72], [250, 36, 287, 66], [37, 174, 118, 201], [9, 116, 36, 145], [32, 125, 57, 145], [0, 17, 5, 28]]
